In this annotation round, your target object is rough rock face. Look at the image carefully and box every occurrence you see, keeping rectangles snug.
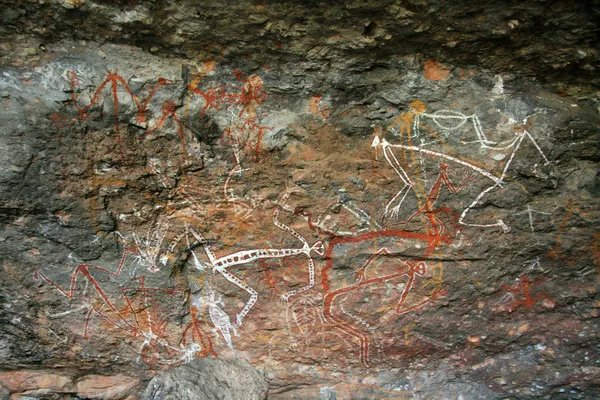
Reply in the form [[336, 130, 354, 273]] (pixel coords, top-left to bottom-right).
[[0, 1, 599, 399], [142, 358, 268, 400]]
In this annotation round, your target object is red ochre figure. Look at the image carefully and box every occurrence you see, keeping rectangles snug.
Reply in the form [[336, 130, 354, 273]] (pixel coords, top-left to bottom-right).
[[182, 305, 217, 358], [188, 71, 270, 160], [68, 69, 175, 154], [501, 275, 555, 312], [323, 248, 446, 368], [32, 249, 211, 365], [398, 162, 474, 236]]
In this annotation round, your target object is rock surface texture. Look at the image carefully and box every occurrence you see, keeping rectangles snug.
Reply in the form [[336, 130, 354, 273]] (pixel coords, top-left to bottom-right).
[[142, 358, 268, 400], [0, 0, 599, 399]]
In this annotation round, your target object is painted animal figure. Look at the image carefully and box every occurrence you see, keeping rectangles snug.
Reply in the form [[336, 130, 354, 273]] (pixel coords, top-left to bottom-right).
[[501, 275, 555, 312], [205, 287, 239, 351], [375, 102, 550, 233]]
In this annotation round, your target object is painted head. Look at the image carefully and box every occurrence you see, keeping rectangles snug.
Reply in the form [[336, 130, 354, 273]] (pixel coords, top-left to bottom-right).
[[409, 100, 426, 114], [413, 261, 427, 276]]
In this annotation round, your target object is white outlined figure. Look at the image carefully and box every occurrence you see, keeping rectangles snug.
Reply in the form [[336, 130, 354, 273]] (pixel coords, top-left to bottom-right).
[[131, 220, 169, 273], [375, 102, 551, 232], [387, 100, 493, 147], [415, 110, 493, 147], [372, 135, 414, 219], [191, 287, 238, 351], [185, 192, 325, 327]]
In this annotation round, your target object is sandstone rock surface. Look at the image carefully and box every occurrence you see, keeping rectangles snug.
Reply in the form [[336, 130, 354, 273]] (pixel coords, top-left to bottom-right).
[[0, 1, 598, 399]]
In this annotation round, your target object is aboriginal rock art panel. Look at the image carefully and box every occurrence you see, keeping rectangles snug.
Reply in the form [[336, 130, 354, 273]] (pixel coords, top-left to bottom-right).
[[33, 58, 565, 373]]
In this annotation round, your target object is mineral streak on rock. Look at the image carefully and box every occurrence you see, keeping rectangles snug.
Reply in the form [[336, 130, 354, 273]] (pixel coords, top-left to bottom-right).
[[0, 0, 599, 399]]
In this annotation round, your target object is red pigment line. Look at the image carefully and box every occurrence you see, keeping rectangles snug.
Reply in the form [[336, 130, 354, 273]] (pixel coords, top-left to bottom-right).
[[321, 229, 447, 292]]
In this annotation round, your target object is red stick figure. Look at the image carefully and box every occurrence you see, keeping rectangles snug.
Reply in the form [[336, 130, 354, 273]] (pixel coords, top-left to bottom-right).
[[232, 71, 267, 118], [33, 248, 139, 337], [501, 275, 555, 312], [187, 85, 227, 116], [143, 100, 186, 152], [68, 69, 173, 154], [33, 248, 175, 339], [182, 305, 217, 358], [137, 77, 173, 123]]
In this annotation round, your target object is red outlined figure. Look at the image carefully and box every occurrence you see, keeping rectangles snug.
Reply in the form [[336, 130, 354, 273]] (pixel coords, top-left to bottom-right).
[[182, 304, 217, 358], [321, 228, 453, 293], [501, 275, 555, 312], [323, 248, 445, 368]]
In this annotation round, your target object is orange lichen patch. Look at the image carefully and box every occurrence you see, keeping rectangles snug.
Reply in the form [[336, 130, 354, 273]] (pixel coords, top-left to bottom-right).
[[65, 0, 85, 8], [517, 322, 530, 334], [308, 95, 331, 120], [467, 335, 481, 344], [424, 59, 451, 81]]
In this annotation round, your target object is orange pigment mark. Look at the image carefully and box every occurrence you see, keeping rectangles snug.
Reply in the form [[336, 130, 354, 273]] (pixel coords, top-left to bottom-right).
[[424, 59, 451, 81], [309, 95, 331, 120]]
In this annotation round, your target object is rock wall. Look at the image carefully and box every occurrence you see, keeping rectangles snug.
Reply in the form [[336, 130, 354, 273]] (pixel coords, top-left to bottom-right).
[[0, 1, 599, 399]]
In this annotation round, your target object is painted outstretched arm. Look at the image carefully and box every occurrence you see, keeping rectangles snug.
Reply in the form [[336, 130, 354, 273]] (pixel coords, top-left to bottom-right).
[[183, 190, 324, 327]]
